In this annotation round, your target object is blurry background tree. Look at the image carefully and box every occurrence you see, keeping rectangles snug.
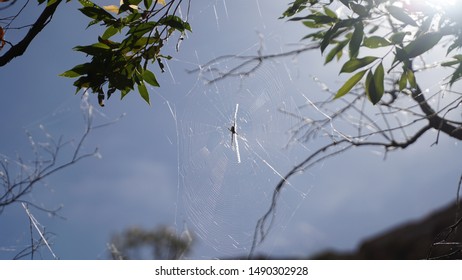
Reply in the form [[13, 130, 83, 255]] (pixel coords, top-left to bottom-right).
[[0, 0, 190, 106], [108, 226, 193, 260]]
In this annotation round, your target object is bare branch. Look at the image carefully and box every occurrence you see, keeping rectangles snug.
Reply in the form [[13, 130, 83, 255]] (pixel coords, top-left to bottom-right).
[[189, 44, 319, 84]]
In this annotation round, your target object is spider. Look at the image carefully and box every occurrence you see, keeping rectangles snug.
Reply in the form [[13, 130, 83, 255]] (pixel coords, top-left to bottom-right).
[[228, 103, 241, 163]]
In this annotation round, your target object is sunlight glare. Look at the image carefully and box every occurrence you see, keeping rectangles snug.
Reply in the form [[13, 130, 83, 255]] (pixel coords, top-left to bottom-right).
[[422, 0, 456, 9], [403, 0, 458, 14]]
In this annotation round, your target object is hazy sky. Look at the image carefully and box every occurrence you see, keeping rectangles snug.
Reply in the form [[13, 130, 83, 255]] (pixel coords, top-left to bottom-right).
[[0, 0, 460, 259]]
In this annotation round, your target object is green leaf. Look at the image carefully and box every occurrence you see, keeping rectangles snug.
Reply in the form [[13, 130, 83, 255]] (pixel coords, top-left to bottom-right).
[[389, 32, 409, 44], [387, 5, 417, 26], [350, 3, 368, 17], [391, 47, 408, 67], [349, 22, 363, 58], [447, 41, 462, 55], [138, 83, 150, 104], [280, 0, 310, 18], [128, 22, 157, 37], [449, 63, 462, 86], [143, 0, 153, 9], [301, 14, 337, 24], [320, 24, 339, 54], [441, 60, 460, 67], [441, 55, 462, 67], [363, 36, 391, 48], [143, 69, 159, 87], [404, 32, 443, 58], [159, 15, 191, 32], [365, 70, 380, 105], [335, 69, 367, 99], [78, 0, 95, 8], [126, 0, 143, 5], [340, 56, 378, 73], [79, 5, 116, 27], [339, 0, 351, 7], [102, 26, 119, 39], [325, 40, 348, 64], [59, 63, 92, 78], [373, 62, 384, 102], [73, 42, 111, 56], [406, 69, 417, 88], [368, 25, 379, 34], [46, 0, 59, 6], [302, 21, 323, 28], [323, 6, 337, 19], [399, 72, 407, 91]]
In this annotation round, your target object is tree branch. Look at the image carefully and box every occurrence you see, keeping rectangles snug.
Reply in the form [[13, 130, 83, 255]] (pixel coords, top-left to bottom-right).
[[411, 86, 462, 141], [0, 0, 61, 67]]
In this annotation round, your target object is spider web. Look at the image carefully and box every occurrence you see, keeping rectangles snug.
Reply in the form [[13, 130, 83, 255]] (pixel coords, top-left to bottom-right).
[[176, 60, 312, 258]]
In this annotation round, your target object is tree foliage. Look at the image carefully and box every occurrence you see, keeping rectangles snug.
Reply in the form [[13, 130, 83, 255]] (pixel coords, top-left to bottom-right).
[[244, 0, 462, 257], [109, 226, 193, 260], [0, 0, 190, 106], [60, 0, 191, 106], [282, 0, 462, 104]]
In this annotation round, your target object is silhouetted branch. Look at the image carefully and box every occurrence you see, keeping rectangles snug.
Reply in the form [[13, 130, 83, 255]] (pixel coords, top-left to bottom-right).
[[0, 0, 61, 66], [188, 44, 319, 84]]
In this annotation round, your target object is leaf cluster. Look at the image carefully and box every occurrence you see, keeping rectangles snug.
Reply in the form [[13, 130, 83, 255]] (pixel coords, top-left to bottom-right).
[[282, 0, 462, 104], [60, 0, 191, 106]]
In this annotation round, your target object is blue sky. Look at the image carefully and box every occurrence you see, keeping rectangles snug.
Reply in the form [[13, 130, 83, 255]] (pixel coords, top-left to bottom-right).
[[0, 0, 461, 259]]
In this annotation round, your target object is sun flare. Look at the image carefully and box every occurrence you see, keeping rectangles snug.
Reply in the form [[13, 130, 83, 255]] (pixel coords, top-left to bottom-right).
[[414, 0, 456, 9]]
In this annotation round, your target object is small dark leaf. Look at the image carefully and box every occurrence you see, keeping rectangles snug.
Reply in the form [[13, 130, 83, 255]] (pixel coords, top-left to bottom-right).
[[365, 70, 380, 105], [159, 15, 191, 32], [449, 63, 462, 86], [349, 22, 363, 58], [79, 5, 115, 26], [157, 58, 165, 72], [368, 25, 379, 34], [447, 40, 462, 55], [98, 89, 105, 107], [280, 0, 311, 18], [441, 60, 460, 67], [350, 3, 368, 17]]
